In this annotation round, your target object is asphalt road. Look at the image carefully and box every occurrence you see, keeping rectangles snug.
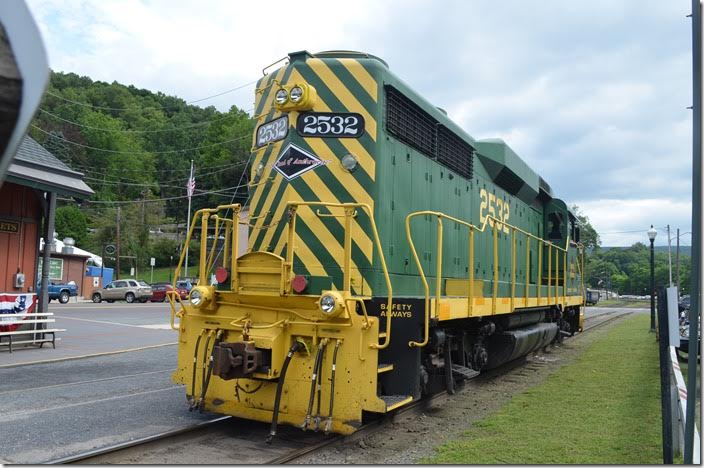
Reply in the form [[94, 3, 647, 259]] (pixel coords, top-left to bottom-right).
[[0, 345, 215, 464], [0, 302, 179, 367]]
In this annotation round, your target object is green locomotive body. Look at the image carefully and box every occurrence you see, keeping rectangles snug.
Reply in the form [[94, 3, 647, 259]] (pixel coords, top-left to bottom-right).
[[171, 50, 585, 436]]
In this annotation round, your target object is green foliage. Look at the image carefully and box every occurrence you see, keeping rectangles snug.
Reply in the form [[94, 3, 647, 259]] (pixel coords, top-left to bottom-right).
[[585, 243, 691, 295], [32, 70, 252, 274], [54, 205, 88, 246], [572, 205, 600, 250], [425, 315, 662, 464]]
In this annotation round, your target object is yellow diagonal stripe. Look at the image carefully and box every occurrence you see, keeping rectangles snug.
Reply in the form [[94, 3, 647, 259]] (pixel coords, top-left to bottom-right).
[[339, 59, 378, 102], [307, 58, 377, 141], [289, 68, 376, 181]]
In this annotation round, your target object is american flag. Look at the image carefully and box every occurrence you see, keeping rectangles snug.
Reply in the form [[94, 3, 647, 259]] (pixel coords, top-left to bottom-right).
[[186, 176, 195, 197]]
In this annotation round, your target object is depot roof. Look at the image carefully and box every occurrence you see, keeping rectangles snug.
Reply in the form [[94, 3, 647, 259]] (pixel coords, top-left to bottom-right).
[[5, 135, 94, 198]]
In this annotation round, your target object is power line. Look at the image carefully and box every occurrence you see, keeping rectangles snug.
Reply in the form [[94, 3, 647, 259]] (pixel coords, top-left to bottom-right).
[[86, 183, 249, 204], [45, 79, 258, 112], [78, 161, 248, 185], [32, 124, 252, 155], [37, 107, 253, 133]]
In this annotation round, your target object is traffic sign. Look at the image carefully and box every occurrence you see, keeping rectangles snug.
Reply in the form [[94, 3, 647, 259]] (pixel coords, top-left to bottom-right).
[[104, 244, 116, 255], [150, 257, 155, 267]]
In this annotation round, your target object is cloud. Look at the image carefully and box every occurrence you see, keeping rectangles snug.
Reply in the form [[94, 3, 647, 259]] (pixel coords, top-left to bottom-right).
[[25, 0, 695, 246]]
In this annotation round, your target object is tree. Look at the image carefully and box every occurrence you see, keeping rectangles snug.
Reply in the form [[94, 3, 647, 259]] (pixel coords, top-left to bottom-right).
[[571, 205, 600, 250], [54, 205, 88, 246]]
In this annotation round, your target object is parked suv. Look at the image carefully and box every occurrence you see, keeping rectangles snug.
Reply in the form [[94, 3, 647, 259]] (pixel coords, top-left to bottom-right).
[[91, 279, 153, 303]]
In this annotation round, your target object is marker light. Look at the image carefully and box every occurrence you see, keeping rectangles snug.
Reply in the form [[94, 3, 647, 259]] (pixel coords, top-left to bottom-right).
[[341, 154, 358, 172]]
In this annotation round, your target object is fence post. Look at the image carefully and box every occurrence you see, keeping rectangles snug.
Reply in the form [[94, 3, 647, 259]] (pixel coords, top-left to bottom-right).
[[657, 287, 673, 464]]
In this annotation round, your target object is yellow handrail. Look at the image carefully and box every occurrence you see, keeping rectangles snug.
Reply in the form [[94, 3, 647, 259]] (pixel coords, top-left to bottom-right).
[[405, 210, 574, 348], [285, 201, 393, 349]]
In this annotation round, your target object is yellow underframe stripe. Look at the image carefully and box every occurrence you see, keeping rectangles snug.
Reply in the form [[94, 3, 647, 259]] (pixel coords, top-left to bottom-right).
[[435, 295, 584, 321]]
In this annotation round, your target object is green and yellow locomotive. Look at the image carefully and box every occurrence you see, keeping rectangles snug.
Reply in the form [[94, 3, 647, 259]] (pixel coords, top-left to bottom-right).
[[168, 50, 585, 439]]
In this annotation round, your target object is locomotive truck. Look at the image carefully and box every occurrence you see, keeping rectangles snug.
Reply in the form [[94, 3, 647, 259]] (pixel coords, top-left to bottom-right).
[[168, 50, 585, 440]]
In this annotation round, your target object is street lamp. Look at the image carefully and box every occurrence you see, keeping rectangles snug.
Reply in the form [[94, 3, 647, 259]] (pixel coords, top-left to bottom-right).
[[647, 225, 657, 332]]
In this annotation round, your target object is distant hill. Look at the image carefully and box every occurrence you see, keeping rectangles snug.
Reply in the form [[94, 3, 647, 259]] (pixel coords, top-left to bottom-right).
[[601, 245, 691, 257]]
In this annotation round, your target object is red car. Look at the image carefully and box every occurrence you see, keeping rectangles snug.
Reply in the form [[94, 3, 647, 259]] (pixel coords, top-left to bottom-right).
[[150, 283, 188, 302]]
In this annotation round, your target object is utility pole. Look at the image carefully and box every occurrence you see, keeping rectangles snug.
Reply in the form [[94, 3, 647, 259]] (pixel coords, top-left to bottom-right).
[[184, 159, 194, 278], [684, 0, 701, 463], [116, 206, 121, 280], [667, 224, 673, 286], [676, 228, 680, 293]]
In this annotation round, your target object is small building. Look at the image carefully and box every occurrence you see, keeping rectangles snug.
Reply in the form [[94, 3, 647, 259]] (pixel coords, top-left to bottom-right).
[[0, 136, 93, 313]]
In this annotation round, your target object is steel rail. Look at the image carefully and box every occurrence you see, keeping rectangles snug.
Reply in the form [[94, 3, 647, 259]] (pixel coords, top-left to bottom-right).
[[46, 416, 232, 464]]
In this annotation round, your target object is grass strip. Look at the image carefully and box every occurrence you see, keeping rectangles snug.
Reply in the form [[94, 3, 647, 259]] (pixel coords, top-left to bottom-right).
[[594, 299, 650, 308], [426, 314, 662, 464]]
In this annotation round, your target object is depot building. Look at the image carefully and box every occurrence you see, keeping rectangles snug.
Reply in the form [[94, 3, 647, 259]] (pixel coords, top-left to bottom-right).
[[0, 136, 93, 313]]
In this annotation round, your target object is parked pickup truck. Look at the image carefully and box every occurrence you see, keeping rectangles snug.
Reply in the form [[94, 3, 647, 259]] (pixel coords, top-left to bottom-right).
[[37, 280, 78, 304]]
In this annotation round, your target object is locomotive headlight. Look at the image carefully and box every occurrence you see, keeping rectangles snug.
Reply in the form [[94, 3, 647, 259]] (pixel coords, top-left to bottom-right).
[[189, 286, 213, 309], [318, 291, 344, 318], [274, 88, 288, 105], [320, 295, 336, 314], [289, 86, 304, 103], [189, 289, 202, 306], [340, 154, 358, 172]]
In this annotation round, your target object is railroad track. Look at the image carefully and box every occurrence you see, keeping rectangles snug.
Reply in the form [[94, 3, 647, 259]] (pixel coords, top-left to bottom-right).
[[48, 309, 632, 465]]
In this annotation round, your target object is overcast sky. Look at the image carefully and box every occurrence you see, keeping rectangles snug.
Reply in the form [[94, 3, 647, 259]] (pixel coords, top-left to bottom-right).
[[26, 0, 697, 247]]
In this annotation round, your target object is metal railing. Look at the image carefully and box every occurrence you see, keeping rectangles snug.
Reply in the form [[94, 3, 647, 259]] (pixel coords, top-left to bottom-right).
[[668, 345, 700, 462], [285, 201, 393, 349], [167, 204, 242, 330], [405, 210, 582, 348]]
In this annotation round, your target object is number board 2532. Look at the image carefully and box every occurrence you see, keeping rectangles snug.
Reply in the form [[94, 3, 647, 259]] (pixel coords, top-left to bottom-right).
[[296, 112, 365, 138]]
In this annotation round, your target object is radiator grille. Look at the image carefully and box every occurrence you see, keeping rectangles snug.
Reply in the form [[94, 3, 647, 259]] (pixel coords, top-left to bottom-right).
[[385, 85, 473, 179]]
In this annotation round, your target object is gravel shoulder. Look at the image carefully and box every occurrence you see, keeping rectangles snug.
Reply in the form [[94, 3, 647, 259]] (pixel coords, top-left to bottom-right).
[[295, 313, 633, 464]]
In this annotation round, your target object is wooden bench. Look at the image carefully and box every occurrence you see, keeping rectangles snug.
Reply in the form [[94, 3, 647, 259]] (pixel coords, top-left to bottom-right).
[[0, 313, 65, 353]]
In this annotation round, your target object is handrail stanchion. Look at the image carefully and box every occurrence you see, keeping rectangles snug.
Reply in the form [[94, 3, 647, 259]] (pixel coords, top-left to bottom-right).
[[525, 235, 530, 304], [231, 206, 240, 293], [547, 244, 552, 305], [492, 221, 499, 314], [468, 226, 474, 315], [205, 216, 220, 274], [223, 220, 231, 269], [435, 218, 444, 321], [537, 241, 543, 305], [283, 205, 298, 294], [406, 212, 431, 348], [511, 227, 516, 311], [343, 208, 353, 292], [555, 245, 559, 306], [563, 245, 568, 304], [198, 213, 209, 285]]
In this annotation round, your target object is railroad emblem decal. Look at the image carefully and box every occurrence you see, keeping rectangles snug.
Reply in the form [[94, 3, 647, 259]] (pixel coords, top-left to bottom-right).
[[273, 143, 329, 181]]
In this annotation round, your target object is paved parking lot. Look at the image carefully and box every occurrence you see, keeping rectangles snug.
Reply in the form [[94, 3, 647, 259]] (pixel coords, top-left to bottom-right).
[[0, 302, 179, 367]]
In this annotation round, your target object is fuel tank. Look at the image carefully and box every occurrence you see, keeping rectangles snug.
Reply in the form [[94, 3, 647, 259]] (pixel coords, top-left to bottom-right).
[[484, 322, 558, 369]]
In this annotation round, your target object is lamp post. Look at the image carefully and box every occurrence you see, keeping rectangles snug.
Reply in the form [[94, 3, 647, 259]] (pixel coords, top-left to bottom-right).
[[648, 225, 657, 332]]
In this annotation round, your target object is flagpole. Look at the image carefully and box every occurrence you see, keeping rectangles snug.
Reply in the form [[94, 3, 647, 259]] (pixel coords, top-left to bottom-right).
[[184, 159, 193, 278]]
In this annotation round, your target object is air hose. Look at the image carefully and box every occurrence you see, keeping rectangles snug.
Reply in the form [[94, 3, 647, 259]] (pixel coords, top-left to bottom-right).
[[313, 339, 328, 431], [188, 333, 204, 408], [266, 340, 304, 444], [324, 340, 341, 434], [302, 340, 325, 431], [197, 330, 223, 413]]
